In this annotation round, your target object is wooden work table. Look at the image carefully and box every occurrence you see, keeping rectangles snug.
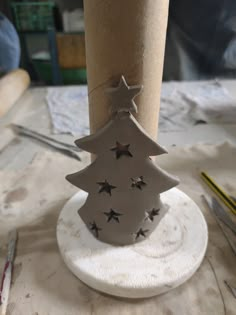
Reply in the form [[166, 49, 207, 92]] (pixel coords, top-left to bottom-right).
[[0, 81, 236, 314]]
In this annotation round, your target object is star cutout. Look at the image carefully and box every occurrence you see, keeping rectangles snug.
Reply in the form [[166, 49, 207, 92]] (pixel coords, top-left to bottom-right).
[[145, 208, 160, 222], [107, 76, 142, 114], [97, 180, 116, 196], [111, 141, 133, 159], [104, 209, 123, 223], [135, 228, 149, 240], [131, 176, 146, 190], [89, 221, 102, 238]]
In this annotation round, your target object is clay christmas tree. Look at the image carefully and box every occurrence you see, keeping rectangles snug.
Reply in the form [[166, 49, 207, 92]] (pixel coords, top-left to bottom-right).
[[66, 76, 179, 245]]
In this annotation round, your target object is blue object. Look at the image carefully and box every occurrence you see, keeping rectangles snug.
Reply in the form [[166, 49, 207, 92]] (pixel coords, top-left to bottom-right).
[[0, 12, 20, 73]]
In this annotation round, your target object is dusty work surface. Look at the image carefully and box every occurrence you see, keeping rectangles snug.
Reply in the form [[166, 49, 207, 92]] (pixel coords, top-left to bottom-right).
[[0, 81, 236, 314], [0, 141, 236, 314]]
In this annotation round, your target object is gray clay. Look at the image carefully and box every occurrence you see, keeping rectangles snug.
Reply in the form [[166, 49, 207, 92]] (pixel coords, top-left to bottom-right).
[[66, 76, 179, 245]]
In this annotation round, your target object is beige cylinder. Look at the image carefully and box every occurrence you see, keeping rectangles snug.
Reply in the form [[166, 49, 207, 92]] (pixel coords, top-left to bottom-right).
[[84, 0, 169, 139], [0, 69, 30, 118]]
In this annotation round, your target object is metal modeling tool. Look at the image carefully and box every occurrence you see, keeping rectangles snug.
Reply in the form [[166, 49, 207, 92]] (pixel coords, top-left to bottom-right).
[[11, 124, 81, 161]]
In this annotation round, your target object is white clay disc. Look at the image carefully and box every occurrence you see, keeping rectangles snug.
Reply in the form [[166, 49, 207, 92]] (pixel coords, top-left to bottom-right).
[[57, 188, 208, 298]]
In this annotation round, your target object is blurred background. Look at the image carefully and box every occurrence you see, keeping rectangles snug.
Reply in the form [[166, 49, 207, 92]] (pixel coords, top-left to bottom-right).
[[0, 0, 86, 85], [1, 0, 236, 85]]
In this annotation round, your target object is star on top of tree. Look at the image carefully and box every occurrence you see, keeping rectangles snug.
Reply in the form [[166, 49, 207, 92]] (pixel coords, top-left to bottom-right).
[[107, 76, 143, 113]]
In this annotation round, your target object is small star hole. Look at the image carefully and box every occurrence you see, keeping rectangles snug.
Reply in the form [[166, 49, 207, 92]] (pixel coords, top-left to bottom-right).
[[145, 208, 160, 222], [89, 221, 102, 238], [110, 141, 133, 159], [134, 228, 149, 240], [97, 180, 116, 196], [104, 209, 123, 223], [131, 176, 146, 190]]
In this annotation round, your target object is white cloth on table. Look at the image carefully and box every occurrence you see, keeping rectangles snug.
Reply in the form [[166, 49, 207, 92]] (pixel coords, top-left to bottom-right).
[[46, 81, 236, 136], [46, 85, 89, 136]]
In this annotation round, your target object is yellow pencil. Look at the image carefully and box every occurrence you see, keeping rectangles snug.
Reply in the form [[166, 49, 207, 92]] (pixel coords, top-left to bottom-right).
[[200, 171, 236, 215]]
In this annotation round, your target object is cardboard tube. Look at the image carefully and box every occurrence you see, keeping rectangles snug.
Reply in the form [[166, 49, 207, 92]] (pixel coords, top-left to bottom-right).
[[84, 0, 169, 139]]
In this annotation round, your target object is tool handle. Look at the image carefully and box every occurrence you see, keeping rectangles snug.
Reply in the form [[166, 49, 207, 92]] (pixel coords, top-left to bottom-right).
[[201, 172, 236, 215]]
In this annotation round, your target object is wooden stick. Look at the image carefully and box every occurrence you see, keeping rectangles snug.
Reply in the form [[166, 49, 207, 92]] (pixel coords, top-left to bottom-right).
[[0, 69, 30, 118], [201, 171, 236, 215]]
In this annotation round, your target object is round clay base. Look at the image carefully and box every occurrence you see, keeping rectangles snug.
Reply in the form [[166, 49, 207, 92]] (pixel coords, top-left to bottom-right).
[[57, 188, 208, 298]]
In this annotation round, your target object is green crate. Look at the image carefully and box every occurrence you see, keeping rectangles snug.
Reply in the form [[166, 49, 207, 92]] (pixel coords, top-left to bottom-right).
[[32, 59, 87, 85], [11, 2, 56, 31]]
